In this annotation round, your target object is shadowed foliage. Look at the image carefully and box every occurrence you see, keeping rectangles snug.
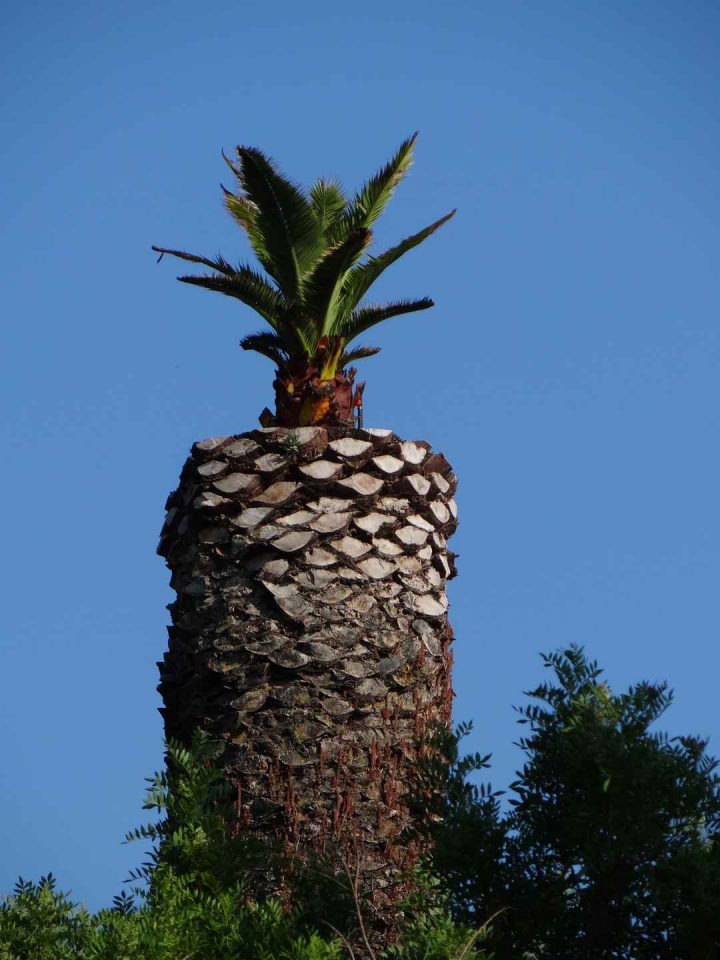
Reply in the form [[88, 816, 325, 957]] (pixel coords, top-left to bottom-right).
[[413, 646, 720, 959]]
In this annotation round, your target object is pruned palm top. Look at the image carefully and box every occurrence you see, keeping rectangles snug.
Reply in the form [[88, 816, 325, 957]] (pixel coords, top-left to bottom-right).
[[153, 133, 455, 380]]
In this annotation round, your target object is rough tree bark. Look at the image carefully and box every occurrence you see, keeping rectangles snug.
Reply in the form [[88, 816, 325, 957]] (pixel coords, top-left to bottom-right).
[[157, 425, 458, 935]]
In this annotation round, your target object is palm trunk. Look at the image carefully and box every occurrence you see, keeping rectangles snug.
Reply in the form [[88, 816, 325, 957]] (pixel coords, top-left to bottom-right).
[[157, 425, 458, 932]]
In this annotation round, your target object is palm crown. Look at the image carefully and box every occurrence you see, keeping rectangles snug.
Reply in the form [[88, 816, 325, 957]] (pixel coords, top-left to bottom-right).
[[153, 133, 454, 425]]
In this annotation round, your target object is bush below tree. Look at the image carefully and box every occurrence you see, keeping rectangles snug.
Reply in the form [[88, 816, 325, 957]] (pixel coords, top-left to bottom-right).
[[2, 646, 719, 959]]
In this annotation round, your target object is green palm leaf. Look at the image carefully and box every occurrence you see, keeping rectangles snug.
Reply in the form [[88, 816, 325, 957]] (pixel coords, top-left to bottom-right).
[[234, 146, 325, 297], [176, 267, 286, 328], [223, 192, 272, 271], [154, 134, 456, 392], [339, 209, 455, 322], [274, 310, 315, 358], [340, 344, 381, 366], [220, 155, 271, 265], [152, 246, 235, 276], [309, 179, 347, 236], [303, 228, 372, 339], [344, 298, 435, 339], [339, 132, 417, 236], [223, 191, 260, 232], [240, 331, 291, 367]]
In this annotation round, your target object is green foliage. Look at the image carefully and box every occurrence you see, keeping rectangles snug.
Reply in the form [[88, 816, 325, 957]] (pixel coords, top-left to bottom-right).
[[387, 872, 495, 960], [279, 429, 302, 456], [0, 876, 91, 960], [0, 732, 486, 960], [153, 135, 455, 378], [0, 872, 343, 960], [406, 722, 506, 924], [420, 645, 720, 959], [124, 732, 271, 895], [5, 647, 718, 958]]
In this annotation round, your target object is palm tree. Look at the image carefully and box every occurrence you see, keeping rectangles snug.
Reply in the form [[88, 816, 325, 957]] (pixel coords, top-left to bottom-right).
[[156, 135, 458, 946], [153, 132, 454, 427]]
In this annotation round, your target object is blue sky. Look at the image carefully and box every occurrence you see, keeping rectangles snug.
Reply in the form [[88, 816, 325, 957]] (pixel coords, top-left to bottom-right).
[[1, 0, 718, 909]]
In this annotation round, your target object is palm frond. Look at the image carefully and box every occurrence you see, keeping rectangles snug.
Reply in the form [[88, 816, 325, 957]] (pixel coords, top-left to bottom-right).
[[221, 148, 243, 181], [176, 266, 285, 328], [240, 331, 290, 367], [154, 137, 456, 374], [344, 298, 434, 339], [339, 210, 455, 320], [224, 193, 259, 232], [310, 179, 347, 237], [340, 133, 418, 234], [340, 344, 381, 366], [152, 246, 235, 276], [220, 152, 262, 244], [222, 190, 271, 270], [234, 146, 325, 296], [303, 229, 372, 339], [286, 307, 319, 359]]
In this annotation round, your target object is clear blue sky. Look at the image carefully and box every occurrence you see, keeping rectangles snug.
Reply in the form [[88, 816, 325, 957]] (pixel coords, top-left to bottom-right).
[[1, 0, 718, 909]]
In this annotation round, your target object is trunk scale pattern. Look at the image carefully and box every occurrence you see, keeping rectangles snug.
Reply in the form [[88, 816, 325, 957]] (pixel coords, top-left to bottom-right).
[[157, 425, 458, 914]]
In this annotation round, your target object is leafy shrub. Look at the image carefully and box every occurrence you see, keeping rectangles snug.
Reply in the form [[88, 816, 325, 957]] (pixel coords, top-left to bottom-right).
[[0, 734, 487, 960], [6, 646, 717, 959], [418, 645, 720, 959]]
